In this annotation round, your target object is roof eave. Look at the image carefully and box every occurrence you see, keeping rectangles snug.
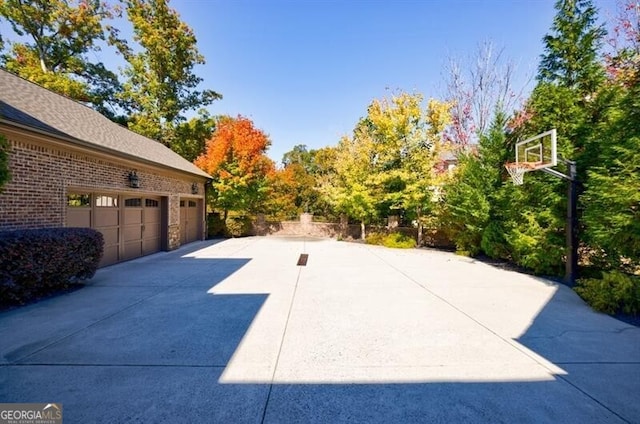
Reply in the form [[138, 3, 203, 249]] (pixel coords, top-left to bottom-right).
[[0, 117, 212, 180]]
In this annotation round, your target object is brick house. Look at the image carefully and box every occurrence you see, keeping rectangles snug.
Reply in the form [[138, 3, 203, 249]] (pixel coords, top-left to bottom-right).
[[0, 70, 211, 266]]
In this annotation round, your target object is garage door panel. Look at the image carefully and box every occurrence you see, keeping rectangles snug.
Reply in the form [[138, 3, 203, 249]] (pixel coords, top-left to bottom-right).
[[143, 237, 161, 254], [99, 227, 119, 246], [101, 245, 119, 267], [145, 208, 161, 224], [95, 209, 118, 227], [67, 208, 91, 228], [124, 227, 142, 243], [67, 192, 166, 267], [144, 225, 160, 239], [124, 208, 142, 223], [142, 198, 161, 255], [180, 199, 202, 245], [123, 241, 143, 261], [144, 208, 161, 238]]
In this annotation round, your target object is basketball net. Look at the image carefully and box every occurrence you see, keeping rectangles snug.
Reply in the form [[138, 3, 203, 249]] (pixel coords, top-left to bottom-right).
[[505, 162, 537, 185]]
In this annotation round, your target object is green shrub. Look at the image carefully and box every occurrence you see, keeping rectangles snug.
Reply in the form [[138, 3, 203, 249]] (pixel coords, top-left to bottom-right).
[[365, 232, 385, 245], [382, 232, 416, 249], [505, 210, 564, 275], [365, 232, 415, 249], [575, 271, 640, 315], [207, 213, 225, 238], [0, 228, 104, 306], [481, 221, 510, 260], [224, 216, 253, 237]]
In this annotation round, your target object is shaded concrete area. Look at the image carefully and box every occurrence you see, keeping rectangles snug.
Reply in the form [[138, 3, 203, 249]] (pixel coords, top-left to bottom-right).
[[1, 237, 639, 423]]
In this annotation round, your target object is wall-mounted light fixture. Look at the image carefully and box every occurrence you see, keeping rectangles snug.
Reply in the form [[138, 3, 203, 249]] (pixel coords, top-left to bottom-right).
[[191, 182, 199, 194], [128, 171, 140, 188]]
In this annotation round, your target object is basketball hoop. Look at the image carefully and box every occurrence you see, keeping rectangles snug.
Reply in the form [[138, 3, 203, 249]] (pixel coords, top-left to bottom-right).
[[505, 162, 537, 185]]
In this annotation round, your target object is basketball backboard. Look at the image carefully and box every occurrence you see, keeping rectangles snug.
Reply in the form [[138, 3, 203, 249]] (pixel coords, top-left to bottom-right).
[[515, 129, 557, 169]]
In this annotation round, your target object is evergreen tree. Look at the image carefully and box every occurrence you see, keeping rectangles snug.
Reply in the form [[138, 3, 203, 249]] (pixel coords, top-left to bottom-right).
[[442, 112, 509, 257], [581, 82, 640, 271], [497, 0, 607, 275], [538, 0, 606, 96]]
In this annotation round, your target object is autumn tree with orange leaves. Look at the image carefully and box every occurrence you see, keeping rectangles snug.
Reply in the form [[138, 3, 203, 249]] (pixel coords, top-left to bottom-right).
[[194, 116, 274, 219]]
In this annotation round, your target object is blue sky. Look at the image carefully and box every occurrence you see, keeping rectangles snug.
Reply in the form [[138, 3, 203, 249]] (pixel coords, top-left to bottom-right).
[[173, 0, 619, 163], [1, 0, 618, 163]]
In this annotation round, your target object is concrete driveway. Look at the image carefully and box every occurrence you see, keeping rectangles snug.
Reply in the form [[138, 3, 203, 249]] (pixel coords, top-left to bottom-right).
[[1, 237, 639, 423]]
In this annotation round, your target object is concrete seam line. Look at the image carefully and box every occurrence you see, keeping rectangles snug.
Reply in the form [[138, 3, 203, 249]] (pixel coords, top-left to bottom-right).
[[12, 285, 177, 364], [554, 374, 633, 424], [13, 239, 257, 364], [5, 363, 228, 368], [260, 266, 304, 424], [366, 247, 633, 424], [366, 246, 562, 369]]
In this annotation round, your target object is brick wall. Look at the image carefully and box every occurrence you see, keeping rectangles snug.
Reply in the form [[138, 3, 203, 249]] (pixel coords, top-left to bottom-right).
[[0, 128, 206, 249], [251, 215, 453, 248]]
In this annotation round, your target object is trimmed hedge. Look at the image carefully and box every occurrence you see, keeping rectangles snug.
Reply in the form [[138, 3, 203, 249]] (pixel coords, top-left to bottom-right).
[[0, 228, 104, 306]]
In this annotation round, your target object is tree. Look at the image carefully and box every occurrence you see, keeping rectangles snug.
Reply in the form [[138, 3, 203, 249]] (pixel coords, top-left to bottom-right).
[[322, 91, 445, 241], [194, 116, 274, 219], [581, 83, 640, 271], [282, 144, 315, 171], [444, 41, 527, 144], [538, 0, 606, 96], [580, 1, 640, 271], [271, 144, 327, 218], [0, 0, 123, 117], [357, 91, 430, 225], [604, 0, 640, 86], [115, 0, 221, 151], [171, 111, 217, 162], [442, 112, 509, 256], [265, 163, 316, 220], [322, 132, 378, 239], [493, 0, 608, 275]]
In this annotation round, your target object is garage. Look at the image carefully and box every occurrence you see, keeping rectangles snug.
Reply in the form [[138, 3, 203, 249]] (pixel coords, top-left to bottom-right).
[[180, 198, 202, 245], [1, 70, 210, 259], [67, 192, 166, 266]]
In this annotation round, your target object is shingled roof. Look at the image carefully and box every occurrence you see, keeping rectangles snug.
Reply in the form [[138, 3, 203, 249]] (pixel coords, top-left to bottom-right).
[[0, 69, 210, 179]]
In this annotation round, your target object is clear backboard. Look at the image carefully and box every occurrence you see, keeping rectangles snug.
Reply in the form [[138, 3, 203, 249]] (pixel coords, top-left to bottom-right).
[[515, 129, 557, 169], [506, 129, 557, 185]]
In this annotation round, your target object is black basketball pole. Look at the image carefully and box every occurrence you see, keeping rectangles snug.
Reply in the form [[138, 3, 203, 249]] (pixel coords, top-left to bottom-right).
[[565, 160, 578, 286], [540, 158, 578, 286]]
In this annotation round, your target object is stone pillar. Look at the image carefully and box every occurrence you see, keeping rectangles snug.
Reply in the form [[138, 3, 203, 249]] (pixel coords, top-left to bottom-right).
[[387, 215, 399, 229], [339, 214, 348, 238], [254, 213, 266, 236], [300, 213, 313, 235]]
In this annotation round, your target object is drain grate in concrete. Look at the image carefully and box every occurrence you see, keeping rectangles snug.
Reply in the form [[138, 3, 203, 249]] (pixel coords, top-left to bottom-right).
[[297, 254, 309, 266]]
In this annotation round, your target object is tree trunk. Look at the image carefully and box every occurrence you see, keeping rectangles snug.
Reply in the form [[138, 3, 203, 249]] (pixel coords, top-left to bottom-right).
[[361, 221, 366, 240], [223, 209, 228, 221], [416, 207, 423, 246], [37, 46, 48, 73]]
